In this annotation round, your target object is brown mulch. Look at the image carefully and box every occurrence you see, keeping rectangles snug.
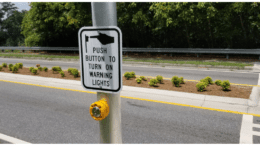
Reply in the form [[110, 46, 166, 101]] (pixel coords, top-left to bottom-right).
[[0, 66, 252, 99]]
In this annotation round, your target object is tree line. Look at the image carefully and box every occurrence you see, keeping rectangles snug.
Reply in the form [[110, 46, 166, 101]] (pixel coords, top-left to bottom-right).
[[0, 2, 260, 49]]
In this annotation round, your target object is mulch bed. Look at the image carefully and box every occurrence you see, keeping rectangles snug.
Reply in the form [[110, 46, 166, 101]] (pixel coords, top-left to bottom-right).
[[0, 66, 252, 99]]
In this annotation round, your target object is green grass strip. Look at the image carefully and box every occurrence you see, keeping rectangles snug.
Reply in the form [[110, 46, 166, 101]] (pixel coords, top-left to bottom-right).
[[122, 59, 254, 67]]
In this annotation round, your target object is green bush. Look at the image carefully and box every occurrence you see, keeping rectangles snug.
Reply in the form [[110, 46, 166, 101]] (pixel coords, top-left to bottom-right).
[[43, 67, 48, 72], [214, 79, 222, 86], [60, 71, 65, 77], [8, 64, 13, 71], [29, 67, 34, 72], [52, 66, 62, 72], [221, 80, 230, 91], [205, 76, 214, 84], [12, 65, 19, 73], [2, 63, 7, 67], [148, 78, 158, 86], [156, 75, 163, 83], [140, 76, 147, 81], [17, 63, 23, 69], [124, 72, 131, 80], [38, 67, 42, 71], [68, 68, 74, 74], [32, 68, 37, 74], [179, 77, 185, 84], [130, 71, 136, 78], [0, 66, 2, 71], [136, 78, 142, 84], [200, 78, 209, 86], [196, 82, 207, 92], [71, 69, 79, 78], [171, 76, 181, 87]]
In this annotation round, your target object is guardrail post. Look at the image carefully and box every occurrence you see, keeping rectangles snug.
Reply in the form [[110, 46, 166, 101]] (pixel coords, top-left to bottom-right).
[[22, 50, 25, 53], [226, 54, 229, 59], [2, 49, 4, 53], [197, 53, 199, 58], [170, 53, 173, 57], [11, 50, 13, 52]]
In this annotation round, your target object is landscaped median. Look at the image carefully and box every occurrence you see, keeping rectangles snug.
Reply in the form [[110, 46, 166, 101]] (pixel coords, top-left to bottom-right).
[[0, 62, 254, 100]]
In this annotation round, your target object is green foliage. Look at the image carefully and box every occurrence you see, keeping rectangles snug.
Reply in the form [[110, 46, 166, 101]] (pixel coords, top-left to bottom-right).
[[221, 80, 230, 91], [12, 65, 18, 73], [130, 71, 136, 78], [156, 75, 163, 83], [196, 82, 207, 92], [59, 71, 65, 77], [2, 63, 7, 67], [214, 79, 222, 86], [52, 66, 62, 72], [71, 69, 79, 78], [171, 76, 181, 87], [0, 66, 2, 71], [179, 77, 185, 84], [124, 72, 132, 80], [8, 64, 13, 71], [29, 67, 34, 72], [148, 78, 158, 86], [204, 76, 214, 84], [32, 68, 37, 74], [43, 67, 48, 72], [17, 63, 23, 69], [68, 68, 73, 73], [20, 2, 92, 47], [140, 76, 147, 81], [200, 78, 209, 86], [136, 78, 142, 84], [38, 66, 42, 71]]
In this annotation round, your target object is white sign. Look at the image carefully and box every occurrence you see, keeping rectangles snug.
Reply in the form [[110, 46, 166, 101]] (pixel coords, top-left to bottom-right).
[[78, 26, 122, 93]]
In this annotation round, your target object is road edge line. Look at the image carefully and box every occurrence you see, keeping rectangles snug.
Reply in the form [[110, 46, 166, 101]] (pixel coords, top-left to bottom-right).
[[0, 133, 31, 144]]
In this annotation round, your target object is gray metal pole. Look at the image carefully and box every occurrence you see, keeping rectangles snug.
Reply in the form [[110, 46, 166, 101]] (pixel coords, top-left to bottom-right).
[[91, 2, 122, 144]]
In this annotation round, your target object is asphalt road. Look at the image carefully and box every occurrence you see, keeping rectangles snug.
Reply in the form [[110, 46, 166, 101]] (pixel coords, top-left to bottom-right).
[[0, 58, 259, 85], [1, 81, 260, 143]]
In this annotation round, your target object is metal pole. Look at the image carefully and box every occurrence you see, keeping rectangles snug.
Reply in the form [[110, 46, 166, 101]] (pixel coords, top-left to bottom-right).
[[91, 2, 122, 144]]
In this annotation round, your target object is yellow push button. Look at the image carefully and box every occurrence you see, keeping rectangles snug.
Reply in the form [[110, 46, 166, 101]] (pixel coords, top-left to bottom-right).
[[90, 98, 109, 121]]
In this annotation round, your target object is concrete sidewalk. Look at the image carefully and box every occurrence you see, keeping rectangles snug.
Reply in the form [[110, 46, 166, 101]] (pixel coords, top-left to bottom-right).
[[0, 72, 259, 116]]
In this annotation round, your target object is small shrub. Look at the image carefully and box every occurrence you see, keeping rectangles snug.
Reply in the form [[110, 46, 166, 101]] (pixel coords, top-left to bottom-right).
[[0, 66, 2, 71], [179, 77, 185, 84], [36, 64, 40, 67], [43, 67, 48, 72], [171, 76, 181, 87], [38, 67, 42, 71], [148, 78, 158, 86], [205, 76, 214, 84], [29, 67, 34, 72], [214, 80, 222, 86], [2, 63, 7, 67], [52, 66, 62, 73], [68, 68, 74, 73], [8, 64, 13, 71], [136, 78, 142, 84], [71, 69, 79, 78], [156, 75, 163, 83], [60, 71, 65, 77], [221, 80, 230, 91], [124, 72, 131, 80], [140, 76, 147, 81], [200, 78, 209, 86], [12, 65, 19, 73], [130, 71, 136, 78], [196, 82, 207, 92], [17, 63, 23, 69], [32, 68, 37, 74]]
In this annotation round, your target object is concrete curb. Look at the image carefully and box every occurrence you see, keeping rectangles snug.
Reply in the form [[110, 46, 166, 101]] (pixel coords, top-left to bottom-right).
[[0, 72, 259, 115]]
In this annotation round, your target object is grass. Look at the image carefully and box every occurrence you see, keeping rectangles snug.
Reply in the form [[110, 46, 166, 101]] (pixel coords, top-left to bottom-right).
[[0, 51, 254, 67], [122, 58, 254, 67]]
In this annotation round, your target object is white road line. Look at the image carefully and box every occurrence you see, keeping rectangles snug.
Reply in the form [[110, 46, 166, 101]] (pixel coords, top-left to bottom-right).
[[0, 133, 31, 144], [252, 131, 260, 137], [240, 114, 253, 144]]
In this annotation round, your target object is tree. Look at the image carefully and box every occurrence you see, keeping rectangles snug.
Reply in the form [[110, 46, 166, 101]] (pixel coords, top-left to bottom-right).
[[21, 2, 92, 47]]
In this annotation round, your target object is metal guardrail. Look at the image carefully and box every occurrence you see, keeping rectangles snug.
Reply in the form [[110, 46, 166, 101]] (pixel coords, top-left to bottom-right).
[[1, 47, 260, 59]]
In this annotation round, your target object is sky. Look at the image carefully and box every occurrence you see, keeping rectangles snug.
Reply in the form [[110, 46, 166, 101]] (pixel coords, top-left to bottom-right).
[[0, 2, 31, 20]]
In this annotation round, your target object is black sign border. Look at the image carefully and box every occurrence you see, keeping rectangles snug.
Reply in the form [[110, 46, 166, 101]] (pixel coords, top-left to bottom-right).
[[79, 28, 121, 92]]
